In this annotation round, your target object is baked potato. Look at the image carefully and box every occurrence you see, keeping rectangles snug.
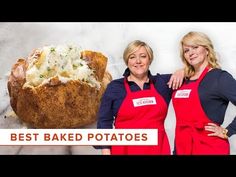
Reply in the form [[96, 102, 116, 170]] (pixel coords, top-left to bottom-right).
[[7, 44, 112, 128]]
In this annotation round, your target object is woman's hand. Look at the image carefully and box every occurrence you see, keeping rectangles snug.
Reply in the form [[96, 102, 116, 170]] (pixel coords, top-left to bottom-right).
[[205, 123, 228, 139], [102, 148, 111, 155], [167, 69, 185, 90]]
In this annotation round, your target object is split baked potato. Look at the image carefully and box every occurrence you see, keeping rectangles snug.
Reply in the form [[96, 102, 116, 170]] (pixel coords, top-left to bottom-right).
[[8, 44, 112, 128]]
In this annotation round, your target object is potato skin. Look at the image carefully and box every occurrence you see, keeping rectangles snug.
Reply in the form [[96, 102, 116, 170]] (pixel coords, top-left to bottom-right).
[[8, 59, 27, 114], [81, 50, 108, 82], [8, 51, 112, 128]]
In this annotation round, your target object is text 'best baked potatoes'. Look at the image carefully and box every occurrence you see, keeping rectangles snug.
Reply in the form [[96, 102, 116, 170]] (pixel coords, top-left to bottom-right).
[[8, 44, 112, 128]]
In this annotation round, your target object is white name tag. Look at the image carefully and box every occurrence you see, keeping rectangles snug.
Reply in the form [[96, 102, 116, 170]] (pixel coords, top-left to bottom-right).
[[174, 89, 192, 98], [132, 97, 157, 107]]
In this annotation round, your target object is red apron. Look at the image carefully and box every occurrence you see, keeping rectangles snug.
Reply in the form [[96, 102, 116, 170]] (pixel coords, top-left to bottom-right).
[[111, 79, 170, 155], [172, 67, 229, 155]]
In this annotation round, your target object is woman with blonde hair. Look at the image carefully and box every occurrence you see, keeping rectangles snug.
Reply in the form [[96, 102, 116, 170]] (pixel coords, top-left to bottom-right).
[[95, 40, 184, 155], [172, 31, 236, 155]]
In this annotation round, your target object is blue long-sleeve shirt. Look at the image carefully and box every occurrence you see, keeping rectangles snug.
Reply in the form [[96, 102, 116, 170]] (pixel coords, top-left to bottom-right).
[[95, 68, 172, 149], [196, 68, 236, 137], [172, 68, 236, 154], [97, 68, 172, 130]]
